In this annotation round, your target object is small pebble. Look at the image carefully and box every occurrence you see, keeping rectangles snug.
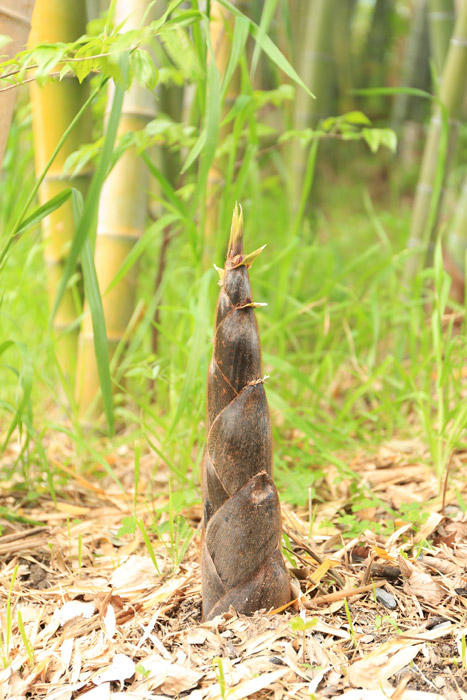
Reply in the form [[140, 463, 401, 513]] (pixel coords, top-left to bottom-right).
[[375, 588, 397, 610], [427, 620, 452, 633], [268, 656, 284, 665], [360, 634, 375, 643]]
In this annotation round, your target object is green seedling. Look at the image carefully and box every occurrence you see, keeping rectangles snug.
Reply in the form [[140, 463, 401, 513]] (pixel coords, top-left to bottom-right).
[[289, 614, 318, 662]]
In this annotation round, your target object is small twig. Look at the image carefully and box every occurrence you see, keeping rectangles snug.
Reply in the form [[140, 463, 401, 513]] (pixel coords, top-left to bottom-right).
[[309, 580, 386, 607], [361, 552, 376, 586], [441, 449, 454, 514], [283, 526, 346, 588], [152, 224, 174, 357]]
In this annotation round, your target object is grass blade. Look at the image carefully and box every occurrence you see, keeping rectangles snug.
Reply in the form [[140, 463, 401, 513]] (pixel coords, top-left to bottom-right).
[[71, 190, 114, 435]]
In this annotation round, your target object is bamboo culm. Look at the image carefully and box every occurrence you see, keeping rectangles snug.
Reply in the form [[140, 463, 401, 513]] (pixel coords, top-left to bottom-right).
[[29, 0, 91, 383], [201, 205, 291, 621], [428, 0, 456, 76], [76, 0, 156, 418], [405, 0, 467, 281]]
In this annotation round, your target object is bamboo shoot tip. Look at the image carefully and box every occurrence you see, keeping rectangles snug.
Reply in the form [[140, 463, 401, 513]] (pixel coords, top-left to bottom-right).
[[228, 202, 244, 258]]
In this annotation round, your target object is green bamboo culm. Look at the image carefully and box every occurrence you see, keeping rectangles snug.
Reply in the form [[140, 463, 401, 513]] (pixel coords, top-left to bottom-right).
[[428, 0, 456, 76], [291, 0, 337, 208], [405, 0, 467, 282], [76, 0, 156, 420], [391, 0, 430, 135], [201, 205, 291, 621], [360, 0, 393, 118], [29, 0, 91, 384]]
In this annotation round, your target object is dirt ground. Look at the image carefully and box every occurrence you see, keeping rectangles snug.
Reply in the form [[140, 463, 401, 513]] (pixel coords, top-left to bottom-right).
[[0, 434, 466, 700]]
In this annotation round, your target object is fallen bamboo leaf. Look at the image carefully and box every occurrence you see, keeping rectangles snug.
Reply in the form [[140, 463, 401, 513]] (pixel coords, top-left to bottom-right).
[[93, 654, 135, 688], [135, 653, 202, 695], [348, 640, 423, 689], [110, 555, 158, 588], [58, 601, 96, 625]]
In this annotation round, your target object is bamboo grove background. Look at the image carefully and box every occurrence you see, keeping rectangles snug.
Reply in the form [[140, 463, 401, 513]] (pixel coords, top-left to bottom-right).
[[0, 0, 467, 505]]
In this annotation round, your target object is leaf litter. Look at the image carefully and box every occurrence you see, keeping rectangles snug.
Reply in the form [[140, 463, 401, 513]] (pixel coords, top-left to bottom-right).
[[0, 433, 466, 700]]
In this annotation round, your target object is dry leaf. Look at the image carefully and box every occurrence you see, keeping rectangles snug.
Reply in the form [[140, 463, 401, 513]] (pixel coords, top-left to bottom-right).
[[110, 556, 158, 588], [413, 513, 444, 544], [93, 654, 135, 689], [136, 654, 202, 696], [58, 601, 96, 625], [403, 570, 445, 605], [103, 604, 116, 639], [348, 639, 423, 689]]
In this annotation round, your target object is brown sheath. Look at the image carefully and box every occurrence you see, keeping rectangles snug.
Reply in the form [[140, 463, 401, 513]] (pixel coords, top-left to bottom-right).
[[201, 205, 291, 620]]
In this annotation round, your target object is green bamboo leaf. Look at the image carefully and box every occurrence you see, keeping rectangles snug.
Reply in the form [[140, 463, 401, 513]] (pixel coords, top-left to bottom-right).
[[222, 16, 249, 98], [71, 190, 114, 436], [352, 86, 436, 102], [181, 128, 206, 174], [142, 153, 188, 217], [14, 189, 72, 237], [250, 0, 279, 79], [250, 24, 314, 97], [130, 48, 158, 90], [51, 63, 126, 326], [216, 0, 314, 97], [342, 111, 372, 126]]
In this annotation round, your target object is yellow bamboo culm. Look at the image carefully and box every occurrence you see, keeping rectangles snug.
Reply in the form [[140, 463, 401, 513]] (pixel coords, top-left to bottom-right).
[[76, 0, 156, 420], [29, 0, 91, 384], [0, 0, 35, 166], [205, 0, 243, 254]]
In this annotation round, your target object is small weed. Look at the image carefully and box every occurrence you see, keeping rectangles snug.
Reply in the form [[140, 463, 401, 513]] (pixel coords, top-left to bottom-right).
[[17, 610, 34, 666], [344, 599, 357, 648], [0, 565, 19, 668], [213, 656, 229, 700], [137, 518, 161, 575], [289, 614, 318, 662], [374, 615, 402, 633]]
